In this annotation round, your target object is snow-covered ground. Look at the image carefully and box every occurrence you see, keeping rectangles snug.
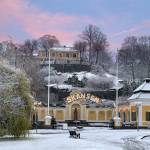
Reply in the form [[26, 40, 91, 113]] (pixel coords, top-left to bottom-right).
[[0, 127, 150, 150]]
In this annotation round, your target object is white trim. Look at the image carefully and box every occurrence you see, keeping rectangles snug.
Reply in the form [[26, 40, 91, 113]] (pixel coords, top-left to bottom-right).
[[138, 104, 142, 126]]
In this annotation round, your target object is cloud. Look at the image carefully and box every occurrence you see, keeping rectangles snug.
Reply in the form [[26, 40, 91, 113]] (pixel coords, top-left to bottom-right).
[[0, 0, 95, 44], [0, 35, 9, 41], [107, 20, 150, 51], [1, 0, 149, 50], [110, 20, 150, 38]]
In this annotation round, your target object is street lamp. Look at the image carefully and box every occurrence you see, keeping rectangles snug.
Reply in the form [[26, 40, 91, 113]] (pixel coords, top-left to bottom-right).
[[113, 49, 121, 128], [45, 49, 52, 126]]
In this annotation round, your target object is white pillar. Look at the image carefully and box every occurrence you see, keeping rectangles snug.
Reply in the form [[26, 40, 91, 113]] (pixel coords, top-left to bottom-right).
[[130, 105, 131, 122], [138, 104, 142, 127]]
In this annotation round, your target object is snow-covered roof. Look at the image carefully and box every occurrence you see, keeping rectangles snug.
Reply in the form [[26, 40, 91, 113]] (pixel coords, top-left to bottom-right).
[[128, 78, 150, 100], [86, 99, 114, 108], [48, 84, 72, 90], [50, 47, 78, 52], [128, 93, 150, 100], [134, 78, 150, 93]]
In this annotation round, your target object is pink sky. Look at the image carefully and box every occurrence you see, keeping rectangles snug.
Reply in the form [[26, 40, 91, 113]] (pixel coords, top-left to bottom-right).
[[0, 0, 95, 45], [0, 0, 150, 50]]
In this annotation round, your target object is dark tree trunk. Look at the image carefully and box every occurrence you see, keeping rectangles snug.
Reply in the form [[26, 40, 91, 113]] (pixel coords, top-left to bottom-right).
[[95, 50, 99, 64], [131, 63, 135, 81]]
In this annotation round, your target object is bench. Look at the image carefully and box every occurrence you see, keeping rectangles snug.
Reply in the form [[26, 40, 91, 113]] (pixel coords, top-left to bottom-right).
[[69, 130, 80, 138], [77, 126, 83, 130]]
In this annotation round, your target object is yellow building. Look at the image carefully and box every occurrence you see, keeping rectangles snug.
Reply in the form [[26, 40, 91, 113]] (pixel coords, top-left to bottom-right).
[[33, 91, 114, 125], [118, 78, 150, 127], [32, 78, 150, 127], [39, 47, 80, 64]]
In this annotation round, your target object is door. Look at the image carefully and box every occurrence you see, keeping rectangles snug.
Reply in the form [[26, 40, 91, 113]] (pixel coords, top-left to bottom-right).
[[71, 104, 81, 120]]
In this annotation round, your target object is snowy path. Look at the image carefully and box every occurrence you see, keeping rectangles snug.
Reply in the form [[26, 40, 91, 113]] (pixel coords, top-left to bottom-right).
[[0, 127, 150, 150]]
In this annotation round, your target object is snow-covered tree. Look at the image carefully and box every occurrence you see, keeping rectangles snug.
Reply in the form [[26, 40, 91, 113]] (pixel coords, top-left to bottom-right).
[[0, 59, 32, 138]]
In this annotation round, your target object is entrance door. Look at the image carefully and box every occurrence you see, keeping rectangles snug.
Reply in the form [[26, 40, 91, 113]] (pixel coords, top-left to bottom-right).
[[71, 104, 81, 120]]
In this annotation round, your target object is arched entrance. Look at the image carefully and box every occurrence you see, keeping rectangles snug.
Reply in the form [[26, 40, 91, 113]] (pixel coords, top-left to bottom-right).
[[71, 104, 81, 120]]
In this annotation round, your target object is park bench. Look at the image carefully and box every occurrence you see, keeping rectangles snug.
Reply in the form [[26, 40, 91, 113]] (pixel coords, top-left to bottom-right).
[[69, 130, 80, 138], [77, 126, 83, 130]]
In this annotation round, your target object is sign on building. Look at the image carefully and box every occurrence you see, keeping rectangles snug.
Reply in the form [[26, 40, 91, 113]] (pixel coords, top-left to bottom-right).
[[66, 91, 101, 104]]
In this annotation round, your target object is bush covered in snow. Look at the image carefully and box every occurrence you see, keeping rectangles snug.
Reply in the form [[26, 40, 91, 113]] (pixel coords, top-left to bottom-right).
[[0, 60, 32, 138]]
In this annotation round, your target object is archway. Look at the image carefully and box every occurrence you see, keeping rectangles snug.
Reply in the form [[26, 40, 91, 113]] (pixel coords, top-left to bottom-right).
[[71, 104, 81, 120]]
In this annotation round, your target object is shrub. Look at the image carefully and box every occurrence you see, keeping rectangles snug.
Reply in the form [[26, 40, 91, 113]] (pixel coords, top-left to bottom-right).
[[8, 116, 30, 138], [0, 123, 7, 137], [0, 63, 32, 138]]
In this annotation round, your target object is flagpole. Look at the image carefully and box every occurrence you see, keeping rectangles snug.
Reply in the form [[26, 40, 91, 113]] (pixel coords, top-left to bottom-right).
[[48, 49, 50, 115], [116, 49, 119, 118]]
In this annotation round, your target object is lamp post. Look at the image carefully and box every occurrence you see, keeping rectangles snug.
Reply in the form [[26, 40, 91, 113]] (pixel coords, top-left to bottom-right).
[[48, 49, 50, 115], [116, 49, 119, 118], [45, 49, 52, 125], [113, 49, 121, 128]]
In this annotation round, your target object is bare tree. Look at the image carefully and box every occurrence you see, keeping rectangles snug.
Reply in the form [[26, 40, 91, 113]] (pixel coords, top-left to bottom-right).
[[119, 36, 150, 80], [80, 24, 96, 63], [118, 36, 138, 80], [23, 40, 37, 56], [39, 35, 60, 56], [92, 31, 109, 65], [79, 24, 110, 66], [74, 41, 87, 62], [138, 36, 150, 77]]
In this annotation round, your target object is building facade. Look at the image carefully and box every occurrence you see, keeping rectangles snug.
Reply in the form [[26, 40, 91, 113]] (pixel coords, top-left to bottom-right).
[[33, 91, 114, 124], [118, 78, 150, 127], [33, 79, 150, 127], [39, 47, 80, 64]]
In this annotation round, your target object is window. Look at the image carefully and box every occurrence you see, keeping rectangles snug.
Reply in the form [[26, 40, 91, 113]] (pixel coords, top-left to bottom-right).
[[98, 111, 105, 120], [132, 112, 136, 121], [107, 110, 112, 120], [73, 53, 77, 58], [146, 112, 150, 121], [59, 53, 62, 57], [66, 53, 69, 57], [56, 110, 64, 121], [128, 111, 130, 121], [123, 112, 126, 122], [88, 111, 96, 121]]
